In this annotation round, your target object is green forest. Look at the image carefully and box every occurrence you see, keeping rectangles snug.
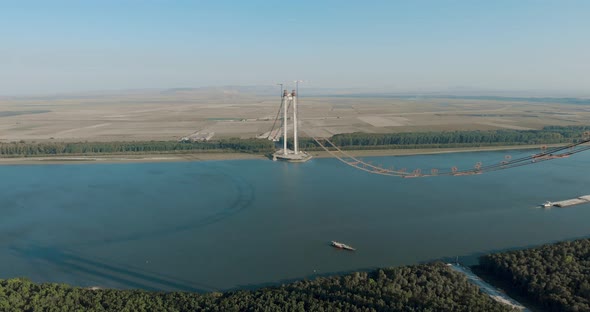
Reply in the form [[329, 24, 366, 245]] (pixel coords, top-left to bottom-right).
[[478, 238, 590, 312], [298, 125, 590, 150], [0, 126, 589, 157], [0, 138, 276, 157], [7, 238, 590, 311], [0, 263, 514, 312]]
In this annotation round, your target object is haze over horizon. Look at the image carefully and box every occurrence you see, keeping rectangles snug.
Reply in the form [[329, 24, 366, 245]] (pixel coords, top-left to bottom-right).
[[1, 0, 589, 96]]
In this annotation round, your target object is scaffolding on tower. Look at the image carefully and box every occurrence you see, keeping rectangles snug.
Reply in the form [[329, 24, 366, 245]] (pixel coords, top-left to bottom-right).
[[272, 89, 312, 162]]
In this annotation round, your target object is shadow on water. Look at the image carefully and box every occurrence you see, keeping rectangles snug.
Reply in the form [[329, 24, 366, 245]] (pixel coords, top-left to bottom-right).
[[10, 244, 378, 294], [10, 244, 217, 293], [227, 267, 379, 292], [239, 233, 590, 295], [9, 234, 590, 295], [72, 172, 255, 248], [236, 234, 590, 293]]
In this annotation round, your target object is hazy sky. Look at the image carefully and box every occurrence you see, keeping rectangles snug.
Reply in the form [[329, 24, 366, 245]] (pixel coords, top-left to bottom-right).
[[1, 0, 589, 95]]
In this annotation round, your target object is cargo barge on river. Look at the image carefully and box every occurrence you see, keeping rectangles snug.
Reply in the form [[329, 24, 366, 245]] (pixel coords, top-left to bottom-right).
[[542, 195, 590, 208], [331, 241, 356, 251]]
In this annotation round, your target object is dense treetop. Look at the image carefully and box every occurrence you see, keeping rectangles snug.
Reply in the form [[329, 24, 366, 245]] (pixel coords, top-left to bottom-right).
[[0, 138, 276, 156], [299, 125, 590, 150], [479, 238, 590, 312], [0, 263, 515, 312], [1, 126, 588, 157]]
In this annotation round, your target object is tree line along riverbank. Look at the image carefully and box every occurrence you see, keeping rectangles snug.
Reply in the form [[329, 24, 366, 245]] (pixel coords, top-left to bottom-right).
[[3, 238, 590, 311], [0, 126, 589, 157], [0, 263, 515, 312], [477, 238, 590, 312]]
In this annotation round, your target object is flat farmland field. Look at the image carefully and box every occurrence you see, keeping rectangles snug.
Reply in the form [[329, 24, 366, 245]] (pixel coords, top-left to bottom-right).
[[1, 89, 589, 143]]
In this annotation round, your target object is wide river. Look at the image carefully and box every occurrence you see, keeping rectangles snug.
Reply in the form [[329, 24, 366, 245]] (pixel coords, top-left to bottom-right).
[[1, 150, 590, 292]]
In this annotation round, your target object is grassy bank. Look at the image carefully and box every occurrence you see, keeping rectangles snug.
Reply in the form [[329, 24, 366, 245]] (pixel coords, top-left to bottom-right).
[[0, 126, 588, 164], [0, 144, 567, 165]]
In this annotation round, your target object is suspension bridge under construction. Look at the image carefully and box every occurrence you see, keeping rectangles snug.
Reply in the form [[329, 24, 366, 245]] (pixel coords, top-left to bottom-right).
[[264, 86, 590, 177], [313, 136, 590, 178]]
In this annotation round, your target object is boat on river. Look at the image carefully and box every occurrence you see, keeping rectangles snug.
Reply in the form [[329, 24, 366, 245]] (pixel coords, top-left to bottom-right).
[[331, 241, 356, 251]]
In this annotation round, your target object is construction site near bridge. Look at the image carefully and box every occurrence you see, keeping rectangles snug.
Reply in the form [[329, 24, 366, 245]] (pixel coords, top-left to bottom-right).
[[2, 86, 590, 174]]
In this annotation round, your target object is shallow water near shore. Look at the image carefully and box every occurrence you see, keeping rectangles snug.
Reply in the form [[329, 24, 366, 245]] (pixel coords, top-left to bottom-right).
[[1, 149, 590, 291]]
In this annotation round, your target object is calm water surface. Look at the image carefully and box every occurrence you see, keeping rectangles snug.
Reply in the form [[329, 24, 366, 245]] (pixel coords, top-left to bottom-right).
[[1, 150, 590, 291]]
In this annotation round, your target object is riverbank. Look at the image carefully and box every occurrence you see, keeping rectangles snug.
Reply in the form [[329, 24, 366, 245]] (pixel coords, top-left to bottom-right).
[[0, 144, 560, 165], [0, 152, 267, 165], [2, 240, 584, 311], [0, 263, 514, 312], [449, 263, 528, 311]]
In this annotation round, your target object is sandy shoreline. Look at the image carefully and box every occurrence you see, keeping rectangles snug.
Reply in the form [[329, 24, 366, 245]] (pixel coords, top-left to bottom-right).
[[0, 153, 266, 165], [0, 144, 558, 165]]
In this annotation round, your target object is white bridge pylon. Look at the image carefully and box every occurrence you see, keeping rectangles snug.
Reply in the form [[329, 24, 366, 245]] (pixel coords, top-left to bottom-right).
[[312, 135, 590, 178], [272, 89, 311, 162]]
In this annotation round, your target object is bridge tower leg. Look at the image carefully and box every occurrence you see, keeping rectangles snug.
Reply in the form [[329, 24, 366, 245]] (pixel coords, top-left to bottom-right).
[[272, 88, 311, 162], [293, 90, 299, 155], [282, 89, 288, 155]]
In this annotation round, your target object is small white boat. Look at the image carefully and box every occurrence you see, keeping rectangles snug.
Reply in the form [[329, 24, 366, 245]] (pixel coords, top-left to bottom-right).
[[542, 201, 553, 208], [331, 241, 356, 251]]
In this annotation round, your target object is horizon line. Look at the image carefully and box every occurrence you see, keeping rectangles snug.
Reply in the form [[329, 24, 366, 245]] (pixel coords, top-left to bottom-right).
[[1, 85, 589, 99]]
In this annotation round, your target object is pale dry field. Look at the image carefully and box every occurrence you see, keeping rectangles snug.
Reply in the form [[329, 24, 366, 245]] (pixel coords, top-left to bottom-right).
[[0, 88, 589, 143]]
